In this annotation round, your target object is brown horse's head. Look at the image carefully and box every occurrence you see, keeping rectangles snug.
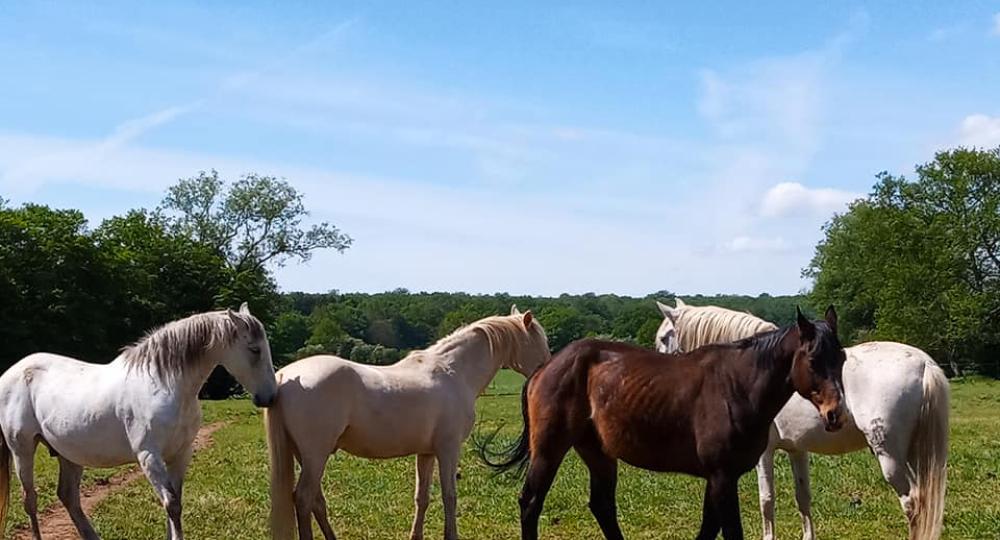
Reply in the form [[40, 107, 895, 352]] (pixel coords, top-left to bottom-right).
[[790, 306, 846, 432]]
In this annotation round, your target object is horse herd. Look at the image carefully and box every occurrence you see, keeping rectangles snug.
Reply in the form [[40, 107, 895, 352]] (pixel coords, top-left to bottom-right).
[[0, 301, 948, 540]]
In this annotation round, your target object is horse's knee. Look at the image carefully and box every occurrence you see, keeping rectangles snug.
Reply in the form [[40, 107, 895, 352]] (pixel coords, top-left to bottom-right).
[[441, 489, 457, 511], [57, 482, 74, 505], [164, 493, 181, 521], [294, 486, 317, 515], [22, 490, 37, 515], [759, 490, 775, 514]]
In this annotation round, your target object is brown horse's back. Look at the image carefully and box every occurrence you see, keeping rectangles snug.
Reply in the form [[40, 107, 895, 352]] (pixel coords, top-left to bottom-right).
[[529, 339, 768, 476]]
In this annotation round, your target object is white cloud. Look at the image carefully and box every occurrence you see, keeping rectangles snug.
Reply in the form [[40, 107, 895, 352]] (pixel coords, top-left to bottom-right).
[[957, 114, 1000, 148], [993, 13, 1000, 36], [760, 182, 859, 218], [724, 236, 789, 253]]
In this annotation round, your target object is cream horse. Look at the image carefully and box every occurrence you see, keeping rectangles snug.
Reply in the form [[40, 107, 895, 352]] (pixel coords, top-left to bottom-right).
[[655, 299, 949, 540], [266, 307, 550, 540], [0, 304, 277, 540]]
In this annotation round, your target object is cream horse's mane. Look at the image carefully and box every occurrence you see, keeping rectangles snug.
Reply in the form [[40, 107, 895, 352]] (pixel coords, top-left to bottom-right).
[[412, 313, 547, 373], [122, 309, 264, 378], [674, 300, 778, 352]]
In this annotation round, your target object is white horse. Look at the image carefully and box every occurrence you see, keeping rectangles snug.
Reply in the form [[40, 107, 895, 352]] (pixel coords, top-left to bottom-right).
[[654, 299, 949, 540], [0, 304, 277, 540], [266, 306, 550, 540]]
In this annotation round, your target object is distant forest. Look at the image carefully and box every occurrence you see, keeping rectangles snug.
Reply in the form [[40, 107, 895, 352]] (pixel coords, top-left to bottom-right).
[[269, 290, 809, 368]]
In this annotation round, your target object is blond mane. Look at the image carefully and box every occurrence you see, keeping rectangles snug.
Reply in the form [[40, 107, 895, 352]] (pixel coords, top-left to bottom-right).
[[122, 310, 264, 379], [419, 314, 546, 372], [675, 304, 778, 351]]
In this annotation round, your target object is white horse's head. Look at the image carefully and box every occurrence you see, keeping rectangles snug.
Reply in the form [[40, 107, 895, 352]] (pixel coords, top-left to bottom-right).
[[221, 303, 278, 408], [509, 304, 551, 376], [654, 299, 685, 353]]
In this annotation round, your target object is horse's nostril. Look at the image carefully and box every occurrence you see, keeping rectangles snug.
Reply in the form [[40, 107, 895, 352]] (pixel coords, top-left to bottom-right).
[[826, 410, 838, 424]]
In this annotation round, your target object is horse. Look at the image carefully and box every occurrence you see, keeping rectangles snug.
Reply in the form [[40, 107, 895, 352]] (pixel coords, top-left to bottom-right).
[[655, 299, 949, 540], [266, 306, 551, 540], [482, 308, 846, 540], [0, 303, 277, 540]]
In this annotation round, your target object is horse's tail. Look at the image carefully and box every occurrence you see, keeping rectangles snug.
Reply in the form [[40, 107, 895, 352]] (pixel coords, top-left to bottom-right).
[[475, 372, 535, 475], [0, 428, 10, 534], [265, 404, 296, 540], [908, 359, 949, 540]]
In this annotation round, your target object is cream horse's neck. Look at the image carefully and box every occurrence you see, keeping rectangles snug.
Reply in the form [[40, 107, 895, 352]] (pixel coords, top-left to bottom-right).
[[427, 330, 503, 397]]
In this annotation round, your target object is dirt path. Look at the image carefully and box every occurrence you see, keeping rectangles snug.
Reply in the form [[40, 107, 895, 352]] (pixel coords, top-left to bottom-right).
[[12, 421, 227, 540]]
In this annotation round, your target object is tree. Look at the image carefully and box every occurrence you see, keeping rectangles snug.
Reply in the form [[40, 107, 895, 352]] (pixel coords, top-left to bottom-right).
[[0, 204, 117, 365], [159, 170, 352, 274], [94, 210, 231, 343], [537, 305, 602, 351], [269, 311, 311, 366], [806, 147, 1000, 376]]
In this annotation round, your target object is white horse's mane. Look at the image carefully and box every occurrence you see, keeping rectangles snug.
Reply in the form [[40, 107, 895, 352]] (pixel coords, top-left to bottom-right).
[[675, 303, 778, 351], [122, 310, 264, 378], [414, 314, 546, 372]]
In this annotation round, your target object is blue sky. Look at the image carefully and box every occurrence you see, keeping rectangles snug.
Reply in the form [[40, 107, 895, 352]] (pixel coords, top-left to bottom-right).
[[3, 2, 1000, 296]]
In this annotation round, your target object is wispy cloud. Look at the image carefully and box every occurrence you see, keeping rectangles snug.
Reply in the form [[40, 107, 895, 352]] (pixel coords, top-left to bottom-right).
[[957, 114, 1000, 148], [760, 182, 859, 218], [724, 235, 789, 253]]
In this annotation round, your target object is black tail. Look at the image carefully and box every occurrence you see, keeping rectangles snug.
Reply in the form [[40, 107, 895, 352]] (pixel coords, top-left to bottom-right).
[[475, 372, 534, 475]]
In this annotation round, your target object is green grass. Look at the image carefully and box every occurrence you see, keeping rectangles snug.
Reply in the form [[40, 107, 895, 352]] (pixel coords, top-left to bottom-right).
[[4, 376, 999, 539]]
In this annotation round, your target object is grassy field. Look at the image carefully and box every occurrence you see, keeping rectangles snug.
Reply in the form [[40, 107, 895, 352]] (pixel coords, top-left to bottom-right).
[[4, 373, 999, 539]]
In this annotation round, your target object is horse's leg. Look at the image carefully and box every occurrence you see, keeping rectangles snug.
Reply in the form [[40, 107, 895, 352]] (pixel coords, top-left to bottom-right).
[[709, 475, 743, 540], [519, 444, 570, 540], [293, 451, 330, 540], [137, 449, 183, 540], [56, 457, 99, 540], [873, 445, 916, 535], [11, 441, 41, 540], [695, 481, 721, 540], [312, 489, 336, 540], [408, 454, 434, 540], [164, 448, 192, 540], [789, 451, 816, 540], [756, 445, 777, 540], [575, 443, 623, 540], [437, 446, 461, 540]]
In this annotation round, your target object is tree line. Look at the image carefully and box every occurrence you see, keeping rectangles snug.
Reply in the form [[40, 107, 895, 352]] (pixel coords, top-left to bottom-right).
[[2, 146, 998, 399]]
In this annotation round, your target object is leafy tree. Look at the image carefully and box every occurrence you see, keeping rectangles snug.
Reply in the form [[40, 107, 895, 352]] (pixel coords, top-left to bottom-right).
[[806, 147, 1000, 375], [159, 170, 352, 274], [269, 311, 311, 365], [537, 305, 602, 351], [94, 210, 230, 341], [0, 204, 117, 365]]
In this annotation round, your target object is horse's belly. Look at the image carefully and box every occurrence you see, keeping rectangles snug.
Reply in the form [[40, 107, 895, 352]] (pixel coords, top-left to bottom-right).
[[775, 395, 867, 455], [338, 423, 434, 458], [42, 421, 134, 467]]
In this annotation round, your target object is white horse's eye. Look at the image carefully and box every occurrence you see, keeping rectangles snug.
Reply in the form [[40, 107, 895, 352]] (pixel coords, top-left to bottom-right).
[[249, 345, 261, 355]]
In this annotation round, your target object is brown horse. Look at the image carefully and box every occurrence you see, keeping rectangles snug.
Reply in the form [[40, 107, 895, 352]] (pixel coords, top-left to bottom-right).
[[481, 307, 846, 540]]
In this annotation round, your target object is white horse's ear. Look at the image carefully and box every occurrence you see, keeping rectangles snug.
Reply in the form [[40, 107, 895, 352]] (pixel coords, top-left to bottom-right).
[[511, 304, 521, 315], [522, 310, 534, 328], [656, 300, 678, 321], [227, 308, 248, 331], [239, 302, 250, 315], [675, 298, 686, 308]]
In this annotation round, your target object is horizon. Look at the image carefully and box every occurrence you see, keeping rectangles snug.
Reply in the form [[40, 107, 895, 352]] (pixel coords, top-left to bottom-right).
[[3, 2, 999, 296]]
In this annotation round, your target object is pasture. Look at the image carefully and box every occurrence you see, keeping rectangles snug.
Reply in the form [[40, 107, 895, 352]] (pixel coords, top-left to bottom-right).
[[4, 373, 999, 539]]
